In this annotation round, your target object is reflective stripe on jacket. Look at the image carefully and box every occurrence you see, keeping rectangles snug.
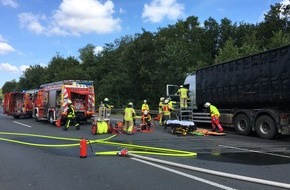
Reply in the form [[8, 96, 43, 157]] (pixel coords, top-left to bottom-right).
[[67, 105, 75, 118]]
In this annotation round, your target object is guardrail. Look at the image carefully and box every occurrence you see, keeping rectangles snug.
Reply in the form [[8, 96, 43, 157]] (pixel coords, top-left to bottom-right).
[[97, 108, 159, 116]]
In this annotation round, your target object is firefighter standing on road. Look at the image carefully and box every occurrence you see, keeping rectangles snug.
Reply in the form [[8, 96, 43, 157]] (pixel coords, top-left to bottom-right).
[[103, 98, 114, 109], [64, 99, 80, 131], [124, 102, 136, 135], [99, 98, 114, 119], [162, 99, 172, 125], [204, 102, 224, 133], [177, 85, 189, 108], [158, 97, 164, 125]]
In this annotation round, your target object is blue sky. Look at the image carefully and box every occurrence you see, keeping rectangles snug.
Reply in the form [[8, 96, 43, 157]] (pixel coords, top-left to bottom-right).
[[0, 0, 287, 88]]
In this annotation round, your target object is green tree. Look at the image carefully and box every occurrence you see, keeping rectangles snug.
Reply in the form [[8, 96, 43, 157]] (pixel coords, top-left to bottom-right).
[[215, 38, 239, 63], [268, 30, 290, 49], [2, 80, 18, 93], [17, 65, 48, 90]]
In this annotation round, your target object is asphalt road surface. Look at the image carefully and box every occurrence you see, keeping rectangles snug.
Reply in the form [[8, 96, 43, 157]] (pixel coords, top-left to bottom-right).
[[1, 110, 290, 190]]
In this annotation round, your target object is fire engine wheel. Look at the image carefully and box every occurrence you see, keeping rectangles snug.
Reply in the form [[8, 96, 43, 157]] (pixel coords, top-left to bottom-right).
[[49, 113, 55, 125], [234, 114, 252, 136], [13, 115, 20, 119], [255, 115, 278, 139], [34, 110, 40, 122]]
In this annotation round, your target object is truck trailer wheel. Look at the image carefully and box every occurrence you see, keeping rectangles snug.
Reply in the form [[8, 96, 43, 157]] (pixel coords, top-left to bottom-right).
[[234, 114, 252, 136], [255, 115, 277, 139]]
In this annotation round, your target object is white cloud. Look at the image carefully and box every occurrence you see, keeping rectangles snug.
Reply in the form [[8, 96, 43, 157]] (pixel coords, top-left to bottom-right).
[[18, 0, 121, 36], [142, 0, 185, 23], [0, 63, 18, 72], [0, 42, 15, 55], [18, 13, 46, 34], [94, 46, 103, 54], [1, 0, 18, 8], [19, 65, 30, 71], [0, 63, 30, 72]]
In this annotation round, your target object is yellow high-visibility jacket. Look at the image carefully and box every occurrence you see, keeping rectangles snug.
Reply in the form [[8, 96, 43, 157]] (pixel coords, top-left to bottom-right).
[[210, 105, 220, 117], [124, 107, 136, 121]]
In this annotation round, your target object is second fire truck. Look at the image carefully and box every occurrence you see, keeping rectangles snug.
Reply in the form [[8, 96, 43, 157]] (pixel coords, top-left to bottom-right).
[[33, 80, 95, 124]]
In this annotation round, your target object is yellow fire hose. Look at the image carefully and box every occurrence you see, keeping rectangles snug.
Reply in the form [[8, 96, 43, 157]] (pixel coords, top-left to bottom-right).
[[0, 132, 196, 157]]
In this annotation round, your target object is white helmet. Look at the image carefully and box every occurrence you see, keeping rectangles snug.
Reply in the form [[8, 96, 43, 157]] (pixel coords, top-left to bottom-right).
[[164, 99, 169, 104], [104, 98, 109, 101], [67, 99, 72, 104], [144, 100, 147, 103], [128, 102, 133, 106], [180, 85, 183, 88], [204, 102, 210, 108], [160, 97, 164, 101], [144, 110, 148, 115]]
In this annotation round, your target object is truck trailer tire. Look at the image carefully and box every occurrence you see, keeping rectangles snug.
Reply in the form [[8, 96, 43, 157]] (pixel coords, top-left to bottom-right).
[[255, 115, 277, 139], [234, 114, 252, 136]]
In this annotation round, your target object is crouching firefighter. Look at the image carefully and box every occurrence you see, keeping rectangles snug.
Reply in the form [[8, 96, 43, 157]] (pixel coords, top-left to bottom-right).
[[64, 99, 80, 131]]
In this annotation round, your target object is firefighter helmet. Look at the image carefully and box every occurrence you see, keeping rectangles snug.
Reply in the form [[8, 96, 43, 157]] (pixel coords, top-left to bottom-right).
[[67, 99, 72, 104], [164, 99, 169, 104], [128, 102, 133, 106], [180, 85, 183, 88], [160, 97, 164, 101], [204, 102, 210, 108], [104, 98, 109, 102]]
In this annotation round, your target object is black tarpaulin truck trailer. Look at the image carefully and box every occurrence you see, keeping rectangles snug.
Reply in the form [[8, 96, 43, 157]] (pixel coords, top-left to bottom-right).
[[167, 44, 290, 139]]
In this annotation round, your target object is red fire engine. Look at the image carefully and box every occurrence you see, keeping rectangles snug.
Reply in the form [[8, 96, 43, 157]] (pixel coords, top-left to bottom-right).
[[3, 92, 34, 119], [33, 80, 95, 124]]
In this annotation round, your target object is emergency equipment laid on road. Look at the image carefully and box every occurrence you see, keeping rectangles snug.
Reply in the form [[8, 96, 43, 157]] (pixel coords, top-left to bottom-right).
[[164, 119, 196, 136]]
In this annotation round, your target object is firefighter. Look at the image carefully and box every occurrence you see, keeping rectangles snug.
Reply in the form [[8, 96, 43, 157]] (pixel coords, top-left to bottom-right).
[[64, 99, 80, 131], [204, 102, 224, 133], [103, 98, 114, 109], [162, 99, 172, 125], [158, 97, 164, 125], [167, 97, 176, 110], [99, 98, 114, 119], [141, 100, 149, 113], [124, 102, 136, 135], [177, 85, 189, 109], [141, 110, 151, 130]]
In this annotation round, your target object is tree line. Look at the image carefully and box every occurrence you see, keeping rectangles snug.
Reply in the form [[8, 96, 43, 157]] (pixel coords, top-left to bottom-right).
[[2, 2, 290, 109]]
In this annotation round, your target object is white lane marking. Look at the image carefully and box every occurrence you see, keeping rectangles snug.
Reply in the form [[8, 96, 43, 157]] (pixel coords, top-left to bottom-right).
[[131, 157, 237, 190], [219, 145, 290, 159], [13, 121, 32, 128]]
